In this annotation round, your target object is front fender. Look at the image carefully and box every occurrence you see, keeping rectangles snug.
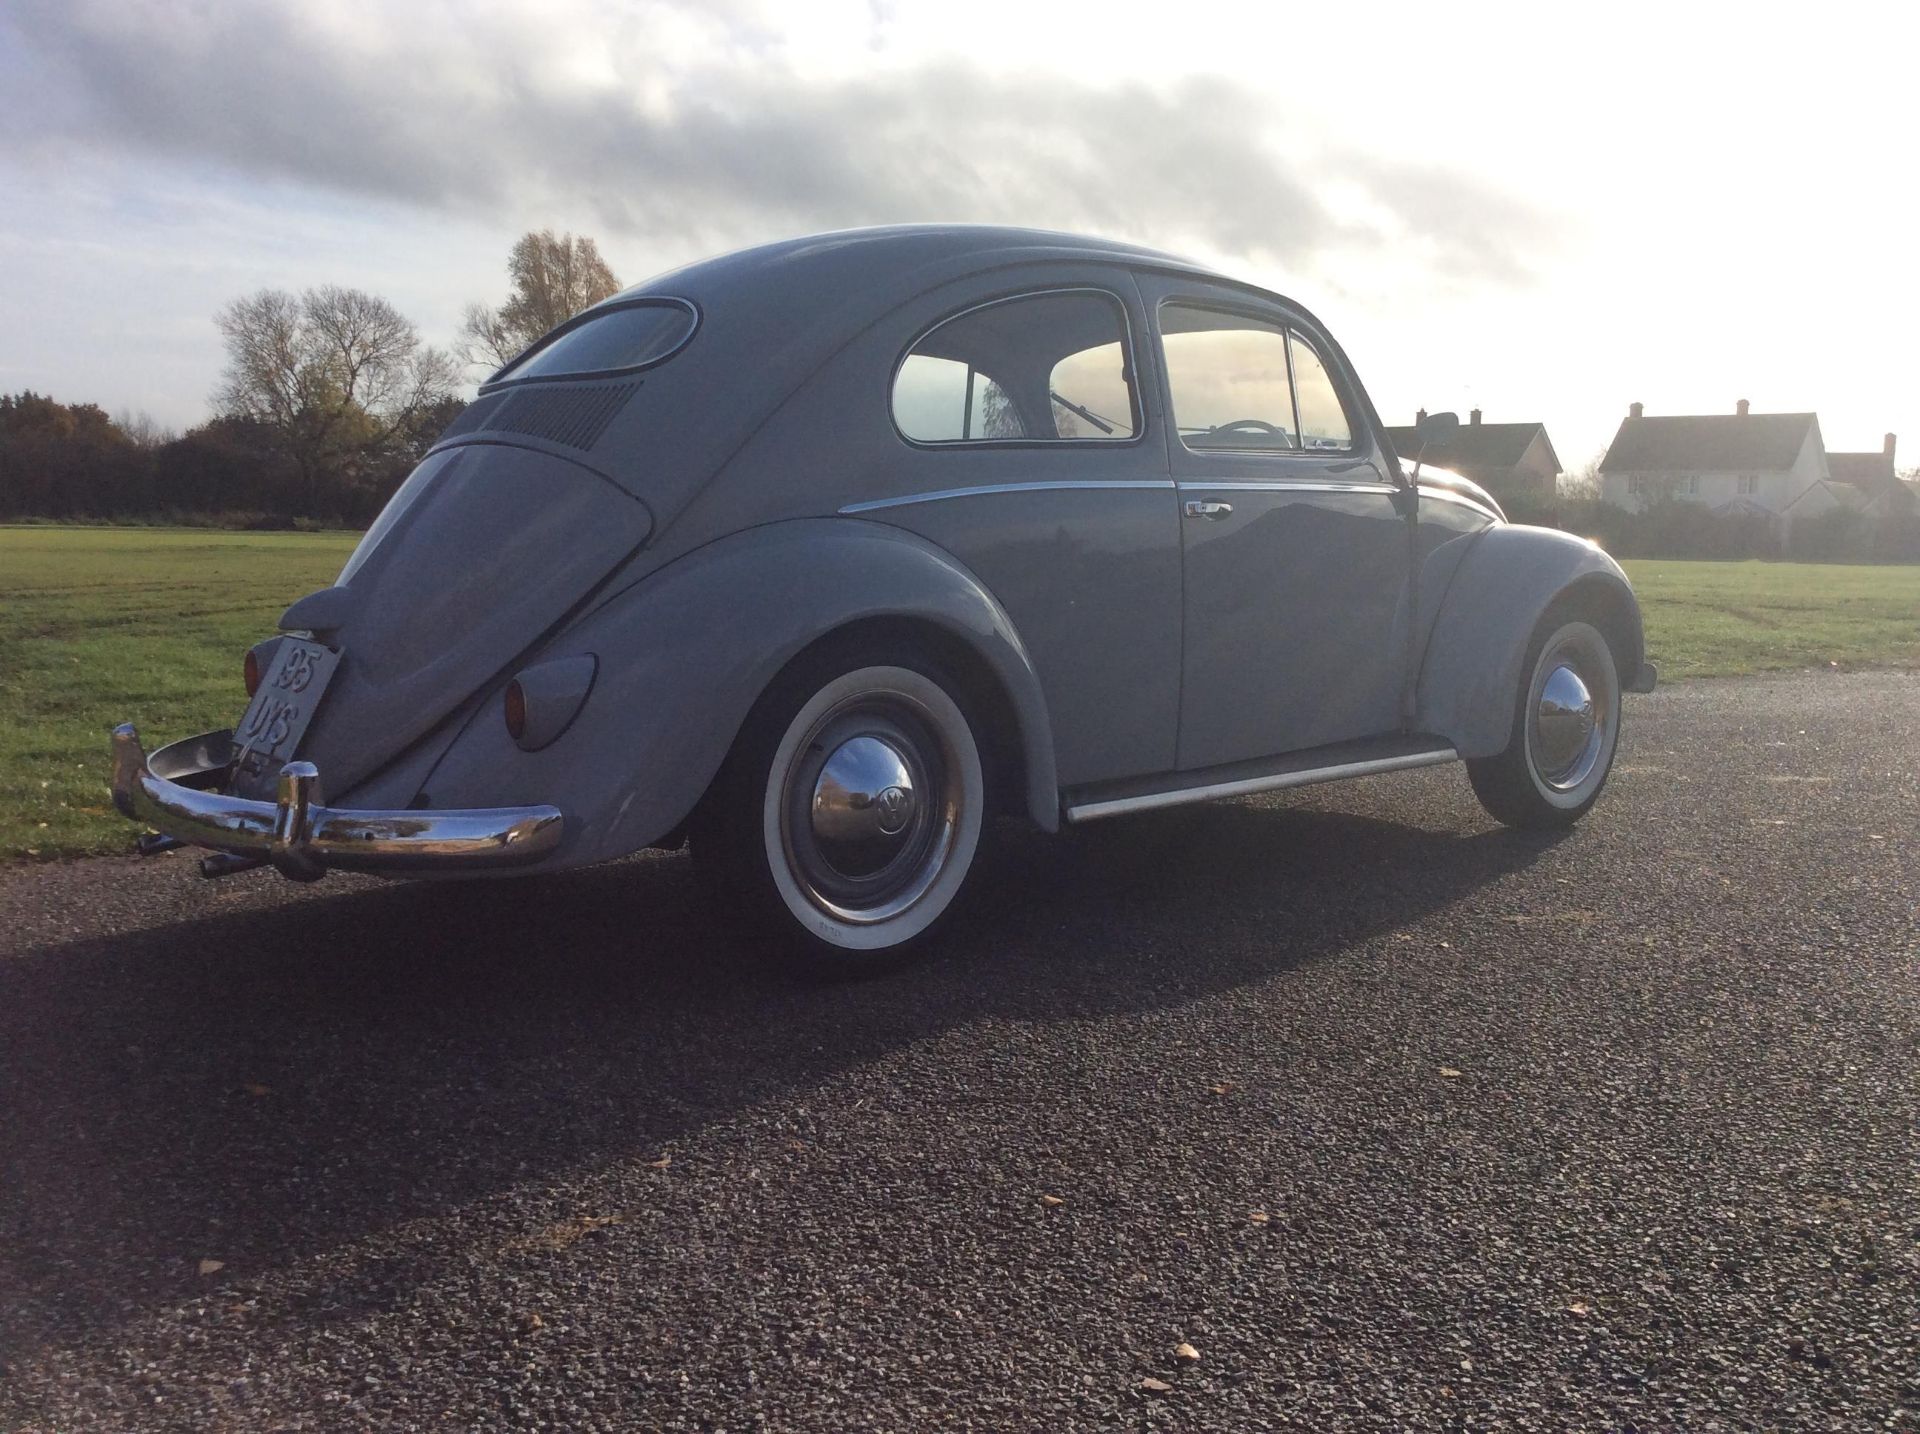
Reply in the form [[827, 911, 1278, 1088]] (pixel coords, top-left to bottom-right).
[[1416, 525, 1643, 758], [421, 518, 1060, 869]]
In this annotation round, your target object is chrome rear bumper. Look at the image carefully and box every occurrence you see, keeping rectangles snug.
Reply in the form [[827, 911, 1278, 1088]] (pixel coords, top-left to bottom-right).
[[110, 724, 563, 880]]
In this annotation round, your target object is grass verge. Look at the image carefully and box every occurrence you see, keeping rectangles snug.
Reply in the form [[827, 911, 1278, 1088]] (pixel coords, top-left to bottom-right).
[[2, 530, 1914, 861]]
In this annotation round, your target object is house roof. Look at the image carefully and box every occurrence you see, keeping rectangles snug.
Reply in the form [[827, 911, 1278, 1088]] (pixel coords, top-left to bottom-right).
[[1599, 412, 1817, 473], [1382, 421, 1558, 472], [1784, 479, 1868, 515], [1826, 450, 1898, 492]]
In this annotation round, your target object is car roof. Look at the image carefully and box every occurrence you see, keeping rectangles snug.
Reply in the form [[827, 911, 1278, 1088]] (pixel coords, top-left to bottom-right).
[[618, 224, 1228, 302]]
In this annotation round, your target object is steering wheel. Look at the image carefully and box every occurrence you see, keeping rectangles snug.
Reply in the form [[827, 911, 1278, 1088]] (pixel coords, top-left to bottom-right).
[[1209, 419, 1287, 438]]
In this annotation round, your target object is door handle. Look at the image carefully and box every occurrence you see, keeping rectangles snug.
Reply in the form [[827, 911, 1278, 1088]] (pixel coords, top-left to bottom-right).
[[1183, 500, 1233, 520]]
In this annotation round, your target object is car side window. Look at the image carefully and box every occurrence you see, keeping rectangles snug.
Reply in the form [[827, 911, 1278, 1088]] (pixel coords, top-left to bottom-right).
[[892, 291, 1139, 444], [1287, 330, 1353, 451], [1159, 305, 1299, 452], [1160, 304, 1359, 455]]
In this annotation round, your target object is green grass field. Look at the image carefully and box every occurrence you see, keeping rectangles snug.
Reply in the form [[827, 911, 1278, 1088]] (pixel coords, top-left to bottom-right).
[[1623, 559, 1920, 680], [2, 529, 1916, 862], [1, 527, 356, 861]]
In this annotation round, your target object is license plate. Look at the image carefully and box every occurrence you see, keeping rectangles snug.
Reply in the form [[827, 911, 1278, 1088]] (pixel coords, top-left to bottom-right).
[[230, 639, 341, 798]]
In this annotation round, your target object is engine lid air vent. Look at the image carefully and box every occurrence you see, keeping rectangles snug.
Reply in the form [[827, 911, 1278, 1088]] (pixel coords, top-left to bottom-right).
[[490, 381, 638, 451], [435, 381, 639, 452]]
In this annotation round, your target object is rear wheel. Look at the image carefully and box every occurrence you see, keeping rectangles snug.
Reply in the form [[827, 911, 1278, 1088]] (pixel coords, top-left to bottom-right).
[[691, 645, 986, 975], [1466, 614, 1620, 829]]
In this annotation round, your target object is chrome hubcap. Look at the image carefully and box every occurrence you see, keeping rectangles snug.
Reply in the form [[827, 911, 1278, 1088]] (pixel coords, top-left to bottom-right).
[[780, 694, 953, 924], [809, 735, 921, 878], [1533, 664, 1596, 780], [1526, 631, 1614, 794]]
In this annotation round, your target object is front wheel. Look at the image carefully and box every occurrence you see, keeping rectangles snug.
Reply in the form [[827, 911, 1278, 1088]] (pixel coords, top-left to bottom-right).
[[1466, 615, 1620, 829], [691, 648, 986, 975]]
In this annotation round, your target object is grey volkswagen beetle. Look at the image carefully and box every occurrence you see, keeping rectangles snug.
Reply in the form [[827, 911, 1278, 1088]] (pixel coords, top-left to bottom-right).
[[113, 225, 1654, 970]]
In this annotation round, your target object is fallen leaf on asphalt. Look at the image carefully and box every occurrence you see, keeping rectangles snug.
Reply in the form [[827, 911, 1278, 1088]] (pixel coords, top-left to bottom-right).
[[516, 1311, 543, 1334], [649, 1156, 672, 1169], [1040, 1194, 1066, 1207], [1567, 1301, 1590, 1317], [1206, 1081, 1234, 1096], [1438, 1067, 1463, 1079], [1174, 1342, 1201, 1363], [1248, 1211, 1270, 1224], [197, 1259, 225, 1276], [1138, 1377, 1172, 1394]]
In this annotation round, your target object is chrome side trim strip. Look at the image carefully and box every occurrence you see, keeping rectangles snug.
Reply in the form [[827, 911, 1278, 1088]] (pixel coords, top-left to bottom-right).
[[1063, 746, 1459, 823], [1174, 479, 1397, 494], [840, 480, 1176, 514]]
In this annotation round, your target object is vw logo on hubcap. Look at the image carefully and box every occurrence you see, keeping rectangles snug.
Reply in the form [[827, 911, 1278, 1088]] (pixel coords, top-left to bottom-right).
[[875, 784, 913, 833]]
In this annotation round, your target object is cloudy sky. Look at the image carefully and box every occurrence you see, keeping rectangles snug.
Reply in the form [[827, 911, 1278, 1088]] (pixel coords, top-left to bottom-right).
[[2, 0, 1915, 469]]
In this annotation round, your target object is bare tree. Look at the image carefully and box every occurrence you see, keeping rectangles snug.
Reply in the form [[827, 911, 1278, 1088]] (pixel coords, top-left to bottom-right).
[[214, 286, 458, 508], [112, 409, 176, 450], [1558, 450, 1605, 503], [459, 230, 621, 371]]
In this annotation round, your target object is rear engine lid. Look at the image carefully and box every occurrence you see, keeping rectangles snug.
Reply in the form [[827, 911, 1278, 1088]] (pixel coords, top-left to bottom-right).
[[284, 443, 651, 796]]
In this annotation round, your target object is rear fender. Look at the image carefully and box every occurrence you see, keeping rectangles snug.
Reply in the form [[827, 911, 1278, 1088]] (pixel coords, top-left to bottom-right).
[[420, 518, 1060, 868], [1417, 525, 1643, 758]]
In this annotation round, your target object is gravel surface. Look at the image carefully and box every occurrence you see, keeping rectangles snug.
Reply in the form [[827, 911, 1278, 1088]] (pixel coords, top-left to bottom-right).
[[2, 670, 1916, 1432]]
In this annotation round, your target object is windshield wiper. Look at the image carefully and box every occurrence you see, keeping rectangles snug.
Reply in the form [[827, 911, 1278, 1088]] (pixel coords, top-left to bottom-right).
[[1049, 390, 1117, 436]]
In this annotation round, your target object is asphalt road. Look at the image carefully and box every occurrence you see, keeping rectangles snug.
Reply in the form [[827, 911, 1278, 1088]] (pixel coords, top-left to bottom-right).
[[2, 671, 1915, 1433]]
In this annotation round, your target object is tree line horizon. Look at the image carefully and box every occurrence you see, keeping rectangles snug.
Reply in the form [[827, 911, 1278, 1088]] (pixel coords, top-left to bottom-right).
[[0, 230, 620, 529], [3, 227, 1915, 561]]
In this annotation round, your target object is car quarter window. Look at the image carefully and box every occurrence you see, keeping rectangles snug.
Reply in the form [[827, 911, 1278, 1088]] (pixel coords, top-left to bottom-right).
[[1159, 303, 1356, 454], [1286, 330, 1353, 451], [892, 290, 1139, 443]]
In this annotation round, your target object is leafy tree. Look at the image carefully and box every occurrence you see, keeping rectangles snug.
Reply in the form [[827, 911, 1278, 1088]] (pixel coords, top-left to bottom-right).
[[214, 286, 458, 511], [0, 391, 149, 517], [459, 229, 621, 371]]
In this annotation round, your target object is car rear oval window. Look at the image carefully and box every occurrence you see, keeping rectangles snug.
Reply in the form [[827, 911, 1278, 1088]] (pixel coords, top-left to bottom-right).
[[493, 300, 697, 383], [893, 291, 1139, 443]]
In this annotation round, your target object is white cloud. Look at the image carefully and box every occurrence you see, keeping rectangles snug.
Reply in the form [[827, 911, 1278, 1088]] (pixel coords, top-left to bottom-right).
[[0, 0, 1914, 463]]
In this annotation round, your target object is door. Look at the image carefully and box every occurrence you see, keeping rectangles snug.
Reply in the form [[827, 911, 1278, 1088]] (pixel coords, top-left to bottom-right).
[[1149, 288, 1410, 770]]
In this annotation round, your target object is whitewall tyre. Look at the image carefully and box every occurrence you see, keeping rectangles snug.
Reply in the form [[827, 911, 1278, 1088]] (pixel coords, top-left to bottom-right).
[[693, 650, 986, 974], [1466, 616, 1621, 829]]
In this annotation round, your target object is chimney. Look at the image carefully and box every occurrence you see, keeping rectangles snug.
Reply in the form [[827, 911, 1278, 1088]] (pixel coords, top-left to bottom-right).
[[1416, 408, 1427, 424], [1469, 407, 1482, 426], [1736, 399, 1750, 417], [1885, 433, 1897, 460], [1629, 401, 1644, 419]]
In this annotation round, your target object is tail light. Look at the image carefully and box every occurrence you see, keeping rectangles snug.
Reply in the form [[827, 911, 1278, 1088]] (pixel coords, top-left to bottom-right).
[[503, 679, 527, 741], [244, 648, 263, 697]]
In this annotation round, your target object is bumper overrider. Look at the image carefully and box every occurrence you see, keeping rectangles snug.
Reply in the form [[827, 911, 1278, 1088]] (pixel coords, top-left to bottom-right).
[[110, 725, 563, 881]]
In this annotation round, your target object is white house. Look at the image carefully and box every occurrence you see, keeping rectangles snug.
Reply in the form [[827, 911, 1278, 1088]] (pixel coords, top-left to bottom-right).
[[1597, 400, 1826, 516]]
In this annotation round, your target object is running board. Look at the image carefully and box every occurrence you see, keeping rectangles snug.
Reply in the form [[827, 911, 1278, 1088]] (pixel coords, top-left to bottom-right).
[[1062, 736, 1459, 824]]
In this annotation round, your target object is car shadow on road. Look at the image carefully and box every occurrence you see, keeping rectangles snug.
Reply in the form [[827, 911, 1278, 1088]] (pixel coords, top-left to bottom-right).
[[0, 798, 1565, 1343]]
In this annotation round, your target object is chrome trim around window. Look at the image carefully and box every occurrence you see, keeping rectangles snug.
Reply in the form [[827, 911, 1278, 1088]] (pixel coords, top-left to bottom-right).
[[841, 479, 1176, 514], [111, 725, 563, 881], [1064, 746, 1459, 823], [889, 286, 1146, 449]]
